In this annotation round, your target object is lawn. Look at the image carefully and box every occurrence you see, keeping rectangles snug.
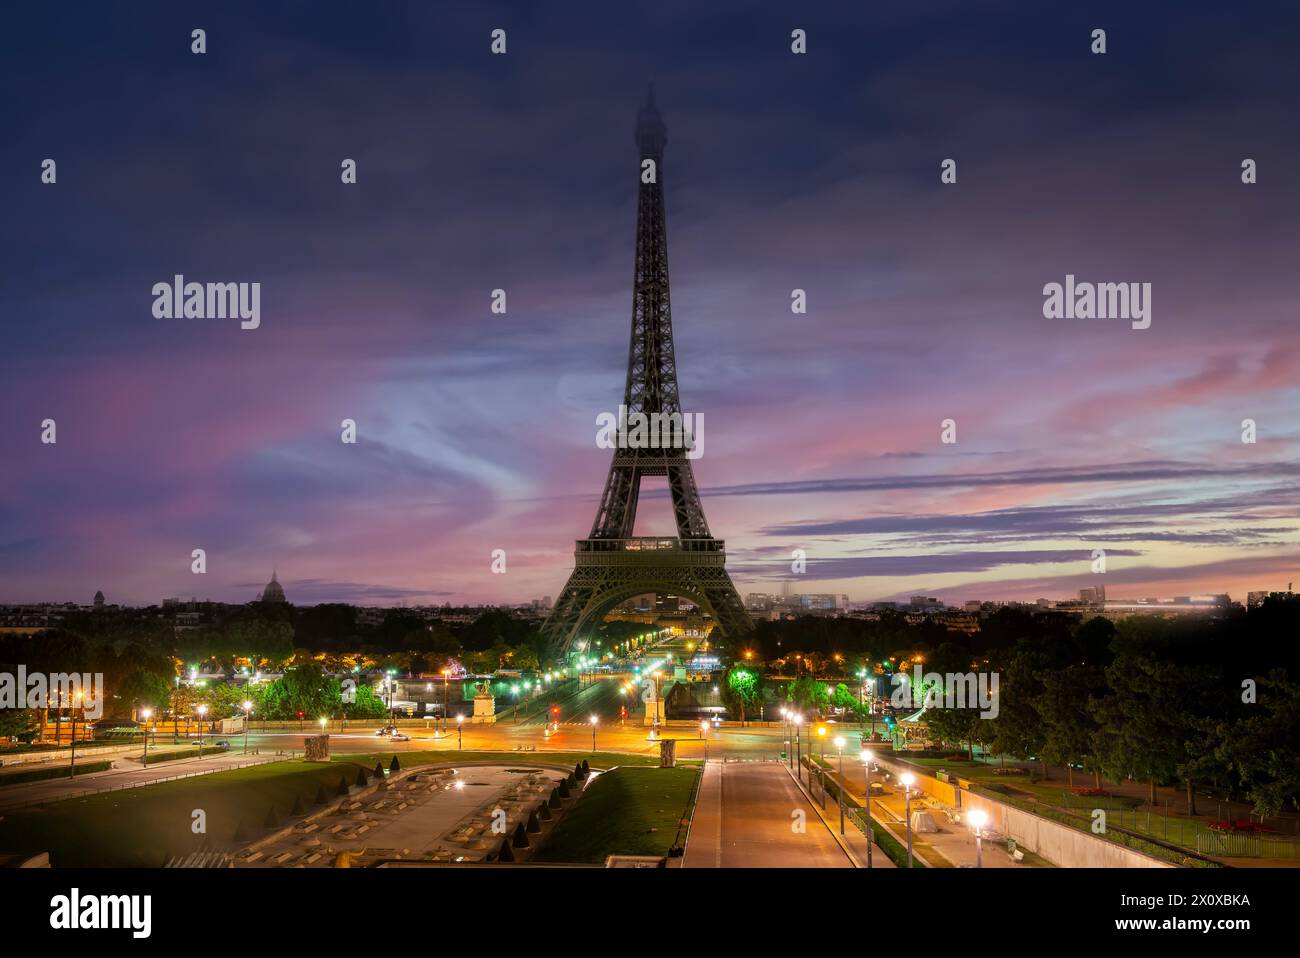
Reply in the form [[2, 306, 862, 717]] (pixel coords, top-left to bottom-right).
[[0, 758, 372, 867], [531, 766, 700, 864]]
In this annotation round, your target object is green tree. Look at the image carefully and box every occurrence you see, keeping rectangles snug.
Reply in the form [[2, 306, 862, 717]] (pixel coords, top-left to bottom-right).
[[786, 675, 829, 712], [1209, 672, 1300, 819], [115, 668, 172, 718], [0, 708, 36, 742], [723, 665, 763, 723], [1090, 653, 1203, 806], [1036, 664, 1105, 787]]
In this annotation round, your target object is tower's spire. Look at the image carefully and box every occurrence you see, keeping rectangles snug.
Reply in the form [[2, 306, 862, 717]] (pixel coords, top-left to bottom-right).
[[635, 82, 667, 156]]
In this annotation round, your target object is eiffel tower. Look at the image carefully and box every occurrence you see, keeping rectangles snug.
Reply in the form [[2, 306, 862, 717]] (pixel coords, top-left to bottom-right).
[[542, 88, 753, 652]]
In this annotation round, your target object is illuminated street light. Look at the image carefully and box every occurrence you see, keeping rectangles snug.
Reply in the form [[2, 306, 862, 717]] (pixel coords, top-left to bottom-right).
[[140, 707, 153, 763], [968, 808, 988, 868], [860, 747, 874, 868], [900, 772, 916, 867], [793, 714, 804, 783], [829, 736, 846, 834], [196, 703, 209, 759], [590, 714, 598, 751]]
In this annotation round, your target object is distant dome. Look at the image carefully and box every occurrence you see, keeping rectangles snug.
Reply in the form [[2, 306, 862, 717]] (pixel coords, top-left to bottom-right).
[[260, 571, 287, 604], [93, 590, 105, 608]]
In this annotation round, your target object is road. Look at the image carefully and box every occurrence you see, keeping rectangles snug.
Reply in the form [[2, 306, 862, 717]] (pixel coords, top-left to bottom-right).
[[683, 760, 857, 868], [240, 714, 788, 761]]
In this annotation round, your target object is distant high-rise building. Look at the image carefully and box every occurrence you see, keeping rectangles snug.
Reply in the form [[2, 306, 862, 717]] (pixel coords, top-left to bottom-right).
[[1079, 585, 1105, 607]]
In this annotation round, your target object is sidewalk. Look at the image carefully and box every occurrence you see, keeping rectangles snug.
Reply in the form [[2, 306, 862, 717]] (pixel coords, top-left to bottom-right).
[[0, 750, 282, 812], [824, 759, 1029, 868], [784, 761, 896, 868]]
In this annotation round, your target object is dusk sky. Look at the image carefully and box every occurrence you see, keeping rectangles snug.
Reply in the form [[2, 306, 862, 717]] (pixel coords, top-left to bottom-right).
[[3, 1, 1298, 608]]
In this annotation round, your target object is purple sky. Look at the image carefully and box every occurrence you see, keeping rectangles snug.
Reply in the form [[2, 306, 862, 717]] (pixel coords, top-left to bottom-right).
[[2, 2, 1298, 607]]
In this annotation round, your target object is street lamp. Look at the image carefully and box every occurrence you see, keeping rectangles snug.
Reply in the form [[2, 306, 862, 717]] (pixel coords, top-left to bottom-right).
[[140, 707, 153, 763], [860, 748, 874, 868], [319, 716, 328, 733], [833, 736, 846, 835], [968, 808, 988, 868], [456, 714, 464, 750], [900, 772, 916, 868], [793, 714, 803, 783], [651, 669, 664, 734], [590, 714, 598, 751], [196, 704, 208, 759], [441, 669, 450, 734], [242, 700, 253, 754]]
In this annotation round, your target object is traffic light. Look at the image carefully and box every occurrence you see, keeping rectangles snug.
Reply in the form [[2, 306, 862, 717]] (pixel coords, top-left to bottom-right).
[[550, 705, 560, 717]]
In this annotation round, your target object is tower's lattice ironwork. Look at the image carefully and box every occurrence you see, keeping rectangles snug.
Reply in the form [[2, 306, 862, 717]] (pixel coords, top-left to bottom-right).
[[542, 89, 753, 651]]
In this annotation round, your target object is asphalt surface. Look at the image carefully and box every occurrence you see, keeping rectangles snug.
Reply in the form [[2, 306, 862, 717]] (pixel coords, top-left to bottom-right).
[[683, 760, 855, 868]]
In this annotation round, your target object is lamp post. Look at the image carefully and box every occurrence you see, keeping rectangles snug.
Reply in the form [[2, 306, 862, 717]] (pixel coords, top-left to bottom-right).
[[140, 707, 153, 764], [319, 716, 328, 735], [816, 725, 828, 803], [441, 669, 450, 734], [196, 704, 208, 759], [652, 670, 663, 735], [68, 691, 82, 779], [590, 715, 598, 752], [242, 700, 252, 754], [834, 736, 846, 835], [968, 808, 987, 868], [860, 748, 874, 868], [794, 714, 803, 783], [900, 772, 915, 868], [456, 714, 464, 750], [700, 720, 710, 762]]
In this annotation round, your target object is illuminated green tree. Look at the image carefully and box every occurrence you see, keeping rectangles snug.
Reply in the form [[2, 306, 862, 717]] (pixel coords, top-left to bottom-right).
[[724, 666, 763, 724]]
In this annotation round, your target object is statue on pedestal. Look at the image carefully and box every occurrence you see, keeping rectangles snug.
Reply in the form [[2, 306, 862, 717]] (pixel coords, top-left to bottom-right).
[[472, 679, 496, 724]]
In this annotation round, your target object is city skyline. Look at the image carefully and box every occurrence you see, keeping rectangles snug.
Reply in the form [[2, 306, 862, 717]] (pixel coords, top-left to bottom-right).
[[3, 3, 1298, 609]]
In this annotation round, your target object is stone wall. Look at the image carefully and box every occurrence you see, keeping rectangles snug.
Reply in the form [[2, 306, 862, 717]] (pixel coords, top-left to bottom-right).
[[873, 754, 1173, 869]]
